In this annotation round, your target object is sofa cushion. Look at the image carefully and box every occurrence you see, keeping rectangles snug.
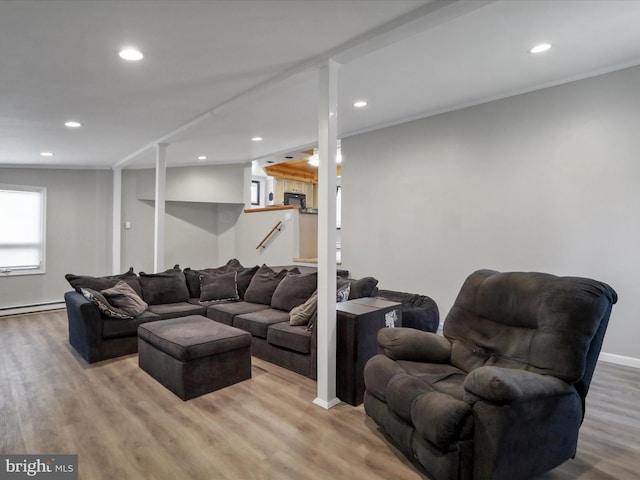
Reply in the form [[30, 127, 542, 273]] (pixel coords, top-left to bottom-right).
[[80, 287, 133, 319], [234, 308, 290, 339], [200, 271, 239, 302], [289, 290, 318, 326], [65, 267, 142, 297], [411, 390, 473, 450], [271, 271, 317, 312], [206, 301, 271, 326], [237, 265, 260, 299], [147, 302, 206, 320], [183, 259, 245, 298], [102, 310, 160, 338], [243, 265, 288, 305], [100, 281, 148, 317], [267, 322, 312, 354], [139, 266, 190, 305]]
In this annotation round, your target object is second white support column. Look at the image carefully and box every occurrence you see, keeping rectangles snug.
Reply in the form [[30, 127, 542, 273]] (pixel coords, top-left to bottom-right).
[[154, 143, 167, 273], [314, 59, 340, 409]]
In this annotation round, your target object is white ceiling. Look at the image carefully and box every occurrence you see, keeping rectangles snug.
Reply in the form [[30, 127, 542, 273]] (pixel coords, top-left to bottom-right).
[[2, 0, 640, 170]]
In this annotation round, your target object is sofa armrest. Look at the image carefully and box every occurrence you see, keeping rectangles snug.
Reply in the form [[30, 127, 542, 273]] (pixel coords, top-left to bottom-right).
[[377, 327, 451, 363], [463, 366, 574, 405], [65, 290, 105, 362], [309, 313, 318, 380], [463, 366, 583, 479]]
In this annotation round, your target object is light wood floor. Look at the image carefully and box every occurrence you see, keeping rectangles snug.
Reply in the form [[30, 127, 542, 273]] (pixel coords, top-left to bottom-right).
[[1, 310, 639, 480]]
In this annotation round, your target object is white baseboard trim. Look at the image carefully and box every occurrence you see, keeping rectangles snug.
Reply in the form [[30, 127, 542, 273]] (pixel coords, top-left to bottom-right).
[[0, 301, 65, 317], [313, 397, 341, 410], [599, 352, 640, 369]]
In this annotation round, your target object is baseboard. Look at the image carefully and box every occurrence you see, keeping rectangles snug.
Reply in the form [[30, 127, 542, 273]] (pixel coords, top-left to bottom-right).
[[599, 352, 640, 369], [0, 301, 65, 317], [313, 397, 341, 410]]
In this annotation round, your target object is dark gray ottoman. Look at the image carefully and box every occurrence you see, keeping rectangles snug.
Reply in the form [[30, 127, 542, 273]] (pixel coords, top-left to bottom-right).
[[138, 315, 251, 400]]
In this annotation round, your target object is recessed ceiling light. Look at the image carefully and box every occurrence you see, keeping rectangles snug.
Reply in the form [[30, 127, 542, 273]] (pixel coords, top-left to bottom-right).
[[64, 121, 82, 128], [308, 155, 319, 167], [40, 152, 54, 157], [198, 156, 207, 160], [285, 156, 294, 159], [529, 43, 552, 54], [251, 137, 263, 142], [353, 100, 368, 108], [119, 48, 144, 61]]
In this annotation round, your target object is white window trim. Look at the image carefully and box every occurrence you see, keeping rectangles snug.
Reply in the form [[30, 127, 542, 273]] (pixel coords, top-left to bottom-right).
[[0, 184, 47, 277]]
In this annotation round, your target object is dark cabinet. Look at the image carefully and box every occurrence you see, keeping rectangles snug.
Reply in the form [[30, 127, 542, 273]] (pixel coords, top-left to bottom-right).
[[336, 297, 402, 406]]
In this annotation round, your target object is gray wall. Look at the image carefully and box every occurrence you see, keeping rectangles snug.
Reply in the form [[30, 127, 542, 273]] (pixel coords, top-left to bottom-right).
[[341, 65, 640, 360], [135, 164, 245, 203], [0, 168, 112, 309], [120, 167, 245, 273], [234, 208, 300, 266]]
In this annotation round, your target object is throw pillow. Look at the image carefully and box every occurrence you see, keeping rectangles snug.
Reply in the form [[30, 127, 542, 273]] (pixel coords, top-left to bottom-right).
[[348, 276, 379, 299], [271, 271, 318, 312], [236, 265, 260, 299], [183, 259, 244, 298], [289, 290, 318, 326], [336, 284, 351, 302], [80, 287, 133, 320], [224, 258, 243, 270], [243, 264, 288, 305], [65, 267, 142, 297], [200, 271, 239, 302], [183, 268, 205, 298], [138, 265, 190, 305], [100, 281, 148, 317]]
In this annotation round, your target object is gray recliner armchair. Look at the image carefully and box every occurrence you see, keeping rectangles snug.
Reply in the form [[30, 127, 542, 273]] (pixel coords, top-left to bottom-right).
[[363, 269, 617, 480]]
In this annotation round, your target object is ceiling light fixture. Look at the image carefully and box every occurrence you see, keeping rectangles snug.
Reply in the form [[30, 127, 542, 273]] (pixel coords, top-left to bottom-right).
[[308, 140, 342, 167], [198, 156, 207, 160], [529, 43, 552, 54], [119, 48, 144, 61], [64, 121, 82, 128], [353, 100, 368, 108], [251, 137, 263, 142], [40, 152, 54, 157]]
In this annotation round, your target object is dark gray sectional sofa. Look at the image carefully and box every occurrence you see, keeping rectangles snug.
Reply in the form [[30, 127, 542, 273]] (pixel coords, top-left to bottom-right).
[[65, 260, 377, 380]]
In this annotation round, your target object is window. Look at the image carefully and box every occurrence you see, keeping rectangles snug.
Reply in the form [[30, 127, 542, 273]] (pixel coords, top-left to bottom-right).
[[336, 185, 342, 229], [0, 185, 46, 275], [251, 180, 261, 206]]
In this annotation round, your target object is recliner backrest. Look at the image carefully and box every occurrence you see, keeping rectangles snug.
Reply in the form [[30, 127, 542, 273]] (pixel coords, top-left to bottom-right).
[[443, 270, 617, 391]]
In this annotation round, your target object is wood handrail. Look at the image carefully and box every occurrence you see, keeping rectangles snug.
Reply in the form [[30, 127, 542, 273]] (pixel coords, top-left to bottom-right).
[[256, 221, 283, 250]]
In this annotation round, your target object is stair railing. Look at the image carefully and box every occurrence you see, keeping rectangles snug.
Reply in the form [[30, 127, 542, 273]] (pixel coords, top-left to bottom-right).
[[256, 221, 283, 250]]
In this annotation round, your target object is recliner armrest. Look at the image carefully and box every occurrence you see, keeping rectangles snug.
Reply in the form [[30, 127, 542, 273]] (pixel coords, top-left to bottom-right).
[[464, 366, 574, 405], [377, 327, 451, 362]]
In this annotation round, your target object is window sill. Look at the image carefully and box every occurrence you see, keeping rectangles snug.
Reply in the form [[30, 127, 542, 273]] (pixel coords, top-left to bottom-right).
[[1, 269, 46, 277]]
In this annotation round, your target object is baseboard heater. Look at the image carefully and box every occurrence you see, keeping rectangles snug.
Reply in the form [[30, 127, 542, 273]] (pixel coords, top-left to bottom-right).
[[0, 301, 65, 317]]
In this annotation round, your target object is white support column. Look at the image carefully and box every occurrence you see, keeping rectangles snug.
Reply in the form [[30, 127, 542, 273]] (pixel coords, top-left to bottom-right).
[[112, 168, 122, 274], [314, 59, 340, 410], [154, 143, 167, 273]]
